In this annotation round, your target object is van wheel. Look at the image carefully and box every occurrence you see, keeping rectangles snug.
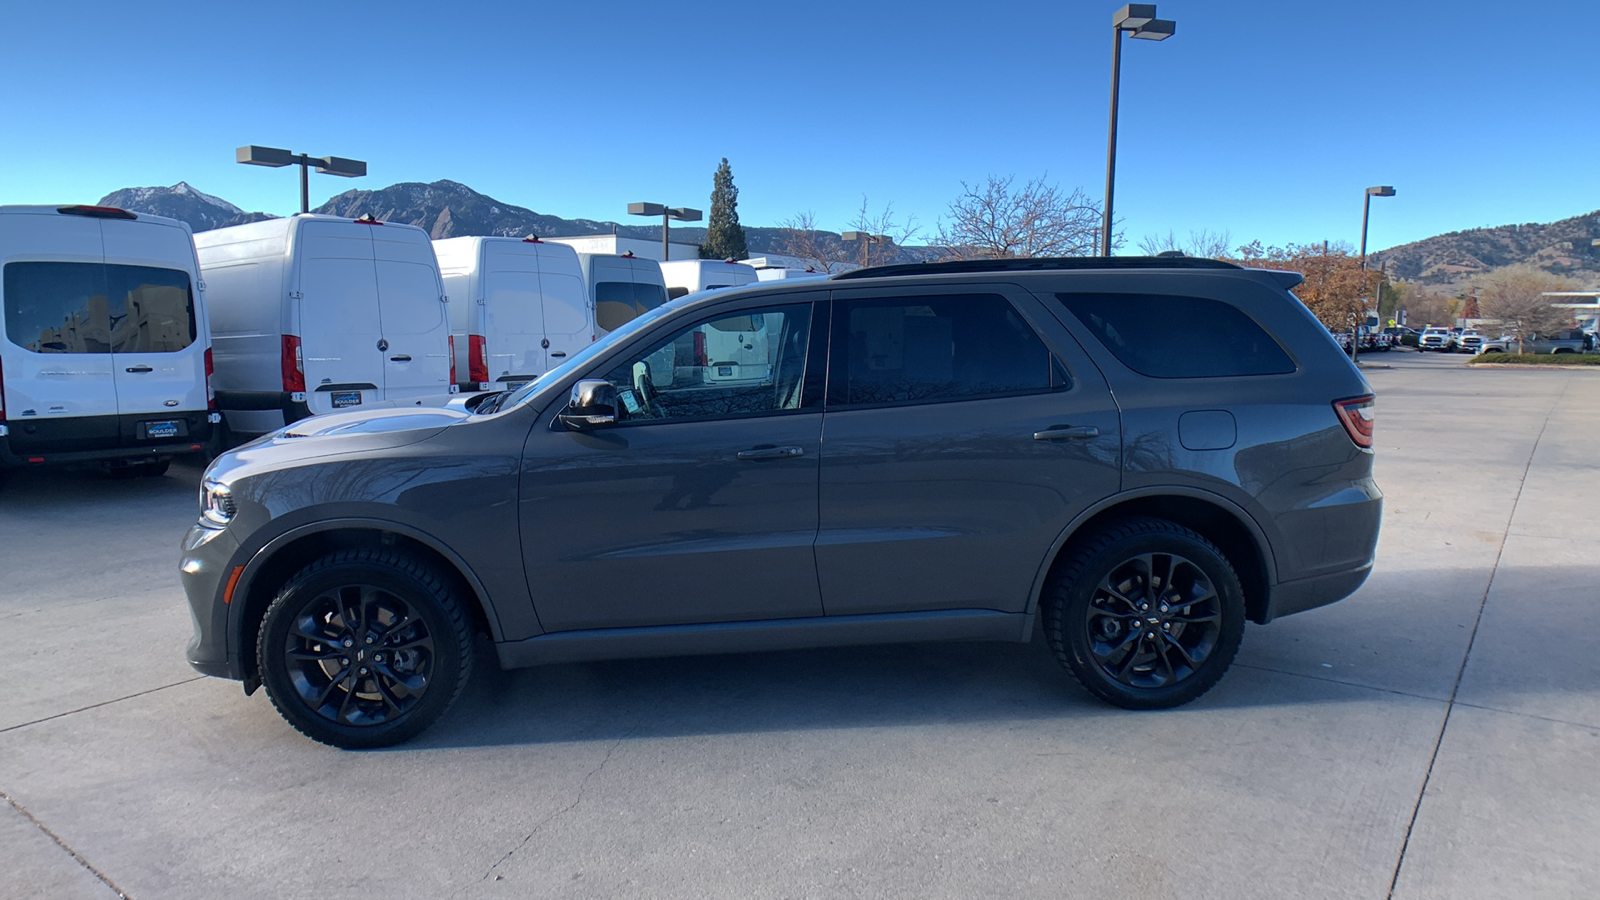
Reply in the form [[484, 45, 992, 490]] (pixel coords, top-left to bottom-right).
[[257, 549, 474, 749], [1044, 517, 1245, 709]]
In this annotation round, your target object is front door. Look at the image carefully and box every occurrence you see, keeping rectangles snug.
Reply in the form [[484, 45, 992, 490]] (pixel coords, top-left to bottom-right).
[[816, 286, 1122, 616], [519, 300, 825, 633]]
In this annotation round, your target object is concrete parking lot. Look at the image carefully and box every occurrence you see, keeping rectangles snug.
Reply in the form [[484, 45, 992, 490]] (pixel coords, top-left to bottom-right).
[[2, 350, 1596, 900]]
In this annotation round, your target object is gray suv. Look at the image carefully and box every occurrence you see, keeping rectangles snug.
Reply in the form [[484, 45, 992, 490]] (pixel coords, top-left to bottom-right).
[[181, 257, 1382, 748]]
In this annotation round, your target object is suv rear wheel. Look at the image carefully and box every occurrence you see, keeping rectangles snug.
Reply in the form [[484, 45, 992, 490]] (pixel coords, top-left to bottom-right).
[[257, 549, 474, 749], [1045, 517, 1245, 709]]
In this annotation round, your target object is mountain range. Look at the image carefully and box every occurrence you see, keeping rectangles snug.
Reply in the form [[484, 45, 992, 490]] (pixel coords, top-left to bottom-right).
[[95, 181, 1600, 287]]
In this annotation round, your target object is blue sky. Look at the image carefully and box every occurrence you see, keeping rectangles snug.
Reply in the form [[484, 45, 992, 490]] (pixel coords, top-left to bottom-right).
[[3, 1, 1594, 253]]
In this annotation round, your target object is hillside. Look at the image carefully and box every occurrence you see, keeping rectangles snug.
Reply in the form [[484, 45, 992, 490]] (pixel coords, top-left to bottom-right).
[[1370, 210, 1600, 287]]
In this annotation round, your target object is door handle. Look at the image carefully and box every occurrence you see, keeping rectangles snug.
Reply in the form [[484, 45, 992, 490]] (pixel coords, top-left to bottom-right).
[[389, 355, 412, 362], [550, 351, 567, 359], [736, 446, 805, 461], [1033, 425, 1099, 441], [124, 365, 153, 373]]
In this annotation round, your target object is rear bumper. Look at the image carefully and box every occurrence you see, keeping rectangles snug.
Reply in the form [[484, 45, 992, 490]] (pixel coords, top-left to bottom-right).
[[1264, 564, 1373, 622], [0, 412, 216, 468]]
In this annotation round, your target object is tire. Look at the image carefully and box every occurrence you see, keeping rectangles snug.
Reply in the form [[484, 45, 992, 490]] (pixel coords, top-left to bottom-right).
[[257, 549, 474, 749], [141, 459, 171, 477], [1044, 517, 1246, 710]]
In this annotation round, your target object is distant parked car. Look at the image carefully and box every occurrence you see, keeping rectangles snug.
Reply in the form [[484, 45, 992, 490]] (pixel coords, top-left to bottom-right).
[[1385, 326, 1420, 348], [1480, 330, 1593, 354], [1418, 327, 1452, 351], [1455, 331, 1485, 354]]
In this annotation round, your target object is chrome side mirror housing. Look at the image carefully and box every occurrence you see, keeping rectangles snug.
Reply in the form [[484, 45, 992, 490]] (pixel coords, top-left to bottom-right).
[[558, 380, 618, 430]]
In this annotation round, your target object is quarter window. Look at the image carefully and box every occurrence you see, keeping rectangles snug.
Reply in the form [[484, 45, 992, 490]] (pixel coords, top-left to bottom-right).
[[598, 303, 813, 423], [4, 262, 196, 354], [830, 294, 1065, 407], [1054, 293, 1295, 378]]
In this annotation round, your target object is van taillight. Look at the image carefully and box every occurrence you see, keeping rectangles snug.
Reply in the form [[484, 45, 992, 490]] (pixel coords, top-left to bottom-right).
[[448, 335, 458, 386], [692, 331, 707, 367], [468, 334, 488, 385], [0, 356, 7, 425], [204, 347, 216, 410], [281, 335, 305, 392], [1333, 395, 1375, 449], [57, 205, 137, 220]]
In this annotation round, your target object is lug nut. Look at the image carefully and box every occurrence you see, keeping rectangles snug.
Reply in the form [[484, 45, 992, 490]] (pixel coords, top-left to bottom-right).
[[374, 654, 384, 663], [359, 667, 368, 675], [342, 639, 353, 648], [365, 636, 374, 645]]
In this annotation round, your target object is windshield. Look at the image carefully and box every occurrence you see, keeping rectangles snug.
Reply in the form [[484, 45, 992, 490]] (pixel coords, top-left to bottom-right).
[[490, 298, 683, 412]]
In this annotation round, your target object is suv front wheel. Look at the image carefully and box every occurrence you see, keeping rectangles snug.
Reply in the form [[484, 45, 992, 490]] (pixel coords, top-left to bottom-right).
[[257, 549, 474, 749], [1045, 518, 1246, 709]]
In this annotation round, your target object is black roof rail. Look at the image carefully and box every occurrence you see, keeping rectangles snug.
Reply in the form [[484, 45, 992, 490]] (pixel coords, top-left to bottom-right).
[[831, 256, 1245, 280]]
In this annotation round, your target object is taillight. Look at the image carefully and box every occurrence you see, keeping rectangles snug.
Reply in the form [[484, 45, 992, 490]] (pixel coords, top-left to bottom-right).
[[0, 355, 7, 425], [468, 334, 488, 385], [448, 335, 458, 386], [203, 347, 216, 410], [692, 331, 707, 367], [281, 335, 305, 393], [57, 205, 137, 220], [1333, 395, 1375, 449]]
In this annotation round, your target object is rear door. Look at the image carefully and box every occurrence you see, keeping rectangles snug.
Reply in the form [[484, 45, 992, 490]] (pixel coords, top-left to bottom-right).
[[481, 244, 546, 382], [103, 221, 206, 442], [534, 247, 589, 373], [296, 221, 382, 415], [815, 284, 1122, 617], [372, 227, 451, 402], [1, 213, 120, 451]]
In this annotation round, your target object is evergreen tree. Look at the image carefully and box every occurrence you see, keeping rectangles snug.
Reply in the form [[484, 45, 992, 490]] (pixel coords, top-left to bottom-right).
[[701, 158, 748, 260]]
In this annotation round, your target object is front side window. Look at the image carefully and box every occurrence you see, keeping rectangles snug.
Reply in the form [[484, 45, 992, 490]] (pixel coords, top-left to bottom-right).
[[4, 262, 195, 354], [1055, 293, 1295, 378], [830, 294, 1064, 407], [598, 303, 813, 423]]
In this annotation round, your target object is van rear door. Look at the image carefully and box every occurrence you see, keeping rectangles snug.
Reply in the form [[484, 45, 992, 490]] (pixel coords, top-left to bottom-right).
[[534, 248, 588, 373], [102, 221, 206, 443], [296, 221, 383, 415], [372, 227, 450, 403], [1, 211, 120, 452], [481, 244, 547, 382]]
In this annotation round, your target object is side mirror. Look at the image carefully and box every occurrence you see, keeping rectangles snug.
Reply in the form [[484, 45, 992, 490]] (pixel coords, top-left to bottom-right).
[[558, 380, 618, 430]]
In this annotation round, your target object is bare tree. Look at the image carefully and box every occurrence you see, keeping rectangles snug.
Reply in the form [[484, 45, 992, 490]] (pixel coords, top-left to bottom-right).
[[1137, 227, 1233, 259], [935, 175, 1102, 259], [775, 211, 847, 274], [1478, 264, 1572, 352], [843, 196, 922, 269]]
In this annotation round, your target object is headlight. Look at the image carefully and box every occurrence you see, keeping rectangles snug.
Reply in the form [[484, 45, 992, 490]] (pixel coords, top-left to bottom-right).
[[200, 480, 236, 527]]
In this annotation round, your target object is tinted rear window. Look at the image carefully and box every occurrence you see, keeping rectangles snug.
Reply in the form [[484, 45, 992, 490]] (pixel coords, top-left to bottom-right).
[[596, 281, 668, 332], [4, 262, 196, 354], [1054, 293, 1294, 378]]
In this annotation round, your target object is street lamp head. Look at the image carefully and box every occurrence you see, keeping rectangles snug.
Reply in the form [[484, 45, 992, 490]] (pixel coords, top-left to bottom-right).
[[841, 232, 888, 243], [628, 202, 666, 217], [315, 156, 367, 178], [1113, 3, 1156, 29], [1367, 186, 1396, 197], [236, 145, 294, 168], [667, 207, 702, 222], [1130, 18, 1175, 40]]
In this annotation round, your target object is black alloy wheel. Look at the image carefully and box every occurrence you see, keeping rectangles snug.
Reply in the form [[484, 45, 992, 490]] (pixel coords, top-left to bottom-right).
[[258, 549, 473, 748], [1045, 517, 1245, 709]]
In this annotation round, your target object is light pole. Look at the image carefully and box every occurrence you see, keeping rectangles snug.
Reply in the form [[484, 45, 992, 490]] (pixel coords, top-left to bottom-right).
[[1102, 4, 1175, 257], [628, 202, 702, 261], [236, 145, 366, 214], [841, 231, 888, 268], [1359, 185, 1396, 268]]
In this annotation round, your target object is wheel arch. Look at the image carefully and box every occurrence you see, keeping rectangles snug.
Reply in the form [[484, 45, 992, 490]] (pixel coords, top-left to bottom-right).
[[1027, 489, 1278, 625], [229, 518, 503, 689]]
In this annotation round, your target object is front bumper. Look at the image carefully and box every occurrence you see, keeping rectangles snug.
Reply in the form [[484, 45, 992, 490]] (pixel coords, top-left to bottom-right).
[[181, 522, 245, 679]]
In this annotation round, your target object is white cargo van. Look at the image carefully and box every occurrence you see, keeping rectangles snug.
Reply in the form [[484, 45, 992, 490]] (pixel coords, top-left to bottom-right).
[[194, 215, 455, 437], [432, 236, 589, 391], [658, 259, 758, 300], [575, 253, 669, 338], [0, 205, 218, 476]]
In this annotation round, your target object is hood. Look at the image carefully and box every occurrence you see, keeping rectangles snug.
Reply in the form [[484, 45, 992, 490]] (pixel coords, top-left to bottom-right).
[[212, 407, 470, 477], [278, 406, 468, 439]]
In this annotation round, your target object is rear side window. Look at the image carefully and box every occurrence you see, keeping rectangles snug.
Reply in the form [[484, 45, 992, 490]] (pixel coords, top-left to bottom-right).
[[1054, 293, 1294, 378], [830, 294, 1066, 407], [4, 262, 196, 354]]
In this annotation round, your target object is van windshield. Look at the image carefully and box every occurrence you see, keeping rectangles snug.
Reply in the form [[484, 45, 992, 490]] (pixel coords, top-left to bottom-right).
[[4, 262, 196, 354]]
